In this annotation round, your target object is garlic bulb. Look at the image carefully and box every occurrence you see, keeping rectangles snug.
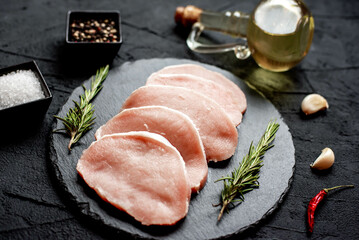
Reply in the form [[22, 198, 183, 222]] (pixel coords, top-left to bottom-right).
[[301, 94, 329, 115], [310, 147, 335, 170]]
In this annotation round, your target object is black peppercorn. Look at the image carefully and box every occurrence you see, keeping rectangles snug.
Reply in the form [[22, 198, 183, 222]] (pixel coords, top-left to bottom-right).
[[70, 18, 119, 43]]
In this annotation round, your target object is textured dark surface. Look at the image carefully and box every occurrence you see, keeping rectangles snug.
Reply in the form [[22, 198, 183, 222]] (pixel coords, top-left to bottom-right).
[[0, 0, 358, 239], [49, 58, 295, 239]]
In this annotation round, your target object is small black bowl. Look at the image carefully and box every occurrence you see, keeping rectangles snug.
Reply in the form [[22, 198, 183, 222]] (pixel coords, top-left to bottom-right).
[[0, 61, 52, 127], [66, 10, 122, 61]]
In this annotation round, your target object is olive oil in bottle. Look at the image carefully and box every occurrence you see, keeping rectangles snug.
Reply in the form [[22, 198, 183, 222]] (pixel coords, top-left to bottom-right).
[[247, 0, 314, 72], [175, 0, 314, 72]]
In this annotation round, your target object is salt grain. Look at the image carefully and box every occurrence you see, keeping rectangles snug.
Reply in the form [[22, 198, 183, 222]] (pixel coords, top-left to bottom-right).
[[0, 70, 45, 110]]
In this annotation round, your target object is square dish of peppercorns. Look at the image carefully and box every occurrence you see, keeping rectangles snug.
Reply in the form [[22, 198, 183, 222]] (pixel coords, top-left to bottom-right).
[[66, 10, 122, 55]]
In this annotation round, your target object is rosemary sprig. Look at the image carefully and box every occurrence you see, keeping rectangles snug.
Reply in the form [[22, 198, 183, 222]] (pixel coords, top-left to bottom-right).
[[214, 120, 280, 221], [54, 65, 109, 151]]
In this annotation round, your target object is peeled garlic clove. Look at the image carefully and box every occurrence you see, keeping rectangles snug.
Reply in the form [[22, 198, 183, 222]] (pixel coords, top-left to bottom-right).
[[310, 147, 335, 170], [301, 94, 329, 115]]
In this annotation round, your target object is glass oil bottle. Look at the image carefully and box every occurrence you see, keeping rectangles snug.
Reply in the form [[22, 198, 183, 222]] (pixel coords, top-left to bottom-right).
[[175, 0, 314, 72]]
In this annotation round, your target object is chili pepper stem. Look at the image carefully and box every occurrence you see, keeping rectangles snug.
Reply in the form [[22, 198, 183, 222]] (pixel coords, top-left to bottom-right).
[[324, 185, 354, 193]]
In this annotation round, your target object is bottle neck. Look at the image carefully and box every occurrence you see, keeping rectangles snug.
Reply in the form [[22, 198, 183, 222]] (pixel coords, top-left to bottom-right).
[[175, 5, 249, 38], [199, 10, 249, 38]]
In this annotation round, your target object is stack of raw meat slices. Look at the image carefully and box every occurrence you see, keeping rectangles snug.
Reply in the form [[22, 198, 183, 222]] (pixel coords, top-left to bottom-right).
[[76, 64, 247, 226]]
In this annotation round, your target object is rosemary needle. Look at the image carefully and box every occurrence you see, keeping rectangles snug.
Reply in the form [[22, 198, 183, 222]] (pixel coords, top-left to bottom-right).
[[54, 65, 109, 151], [214, 120, 280, 221]]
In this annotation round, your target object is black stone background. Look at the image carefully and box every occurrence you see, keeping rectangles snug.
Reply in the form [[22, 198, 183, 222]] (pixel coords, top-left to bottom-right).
[[0, 0, 358, 239]]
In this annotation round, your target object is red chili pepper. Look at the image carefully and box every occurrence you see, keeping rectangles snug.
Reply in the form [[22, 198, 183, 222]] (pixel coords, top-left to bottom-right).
[[307, 185, 354, 233]]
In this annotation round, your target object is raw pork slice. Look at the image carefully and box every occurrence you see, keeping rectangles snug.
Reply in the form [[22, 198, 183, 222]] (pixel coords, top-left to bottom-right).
[[95, 106, 208, 193], [148, 64, 247, 114], [146, 74, 242, 126], [77, 131, 191, 226], [121, 85, 238, 162]]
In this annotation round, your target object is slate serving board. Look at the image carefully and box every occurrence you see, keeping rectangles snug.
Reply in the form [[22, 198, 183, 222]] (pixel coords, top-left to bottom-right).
[[49, 58, 295, 239]]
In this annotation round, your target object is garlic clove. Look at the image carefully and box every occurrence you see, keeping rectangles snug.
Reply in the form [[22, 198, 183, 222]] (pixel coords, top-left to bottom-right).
[[310, 147, 335, 170], [301, 94, 329, 115]]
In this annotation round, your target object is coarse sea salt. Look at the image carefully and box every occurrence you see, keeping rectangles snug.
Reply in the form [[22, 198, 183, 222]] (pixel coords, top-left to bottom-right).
[[0, 69, 45, 110]]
